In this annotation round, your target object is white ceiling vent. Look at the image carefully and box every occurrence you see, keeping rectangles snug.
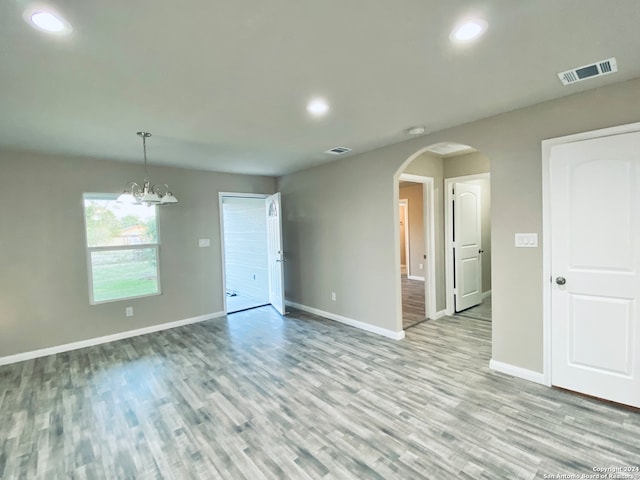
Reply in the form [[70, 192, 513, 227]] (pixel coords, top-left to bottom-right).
[[558, 57, 617, 86], [324, 146, 352, 155], [425, 142, 473, 157]]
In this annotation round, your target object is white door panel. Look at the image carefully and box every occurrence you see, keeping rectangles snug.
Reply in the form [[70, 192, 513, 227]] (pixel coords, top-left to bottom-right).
[[454, 183, 482, 311], [550, 131, 640, 408], [265, 192, 286, 315], [569, 294, 633, 375]]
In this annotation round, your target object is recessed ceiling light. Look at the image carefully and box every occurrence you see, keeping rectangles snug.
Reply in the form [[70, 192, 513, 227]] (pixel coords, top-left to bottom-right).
[[408, 126, 425, 135], [307, 98, 329, 117], [450, 19, 487, 43], [26, 10, 72, 34]]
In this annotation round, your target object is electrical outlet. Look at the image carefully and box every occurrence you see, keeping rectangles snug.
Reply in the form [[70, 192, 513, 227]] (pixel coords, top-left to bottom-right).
[[331, 292, 336, 301], [125, 307, 134, 317], [419, 263, 423, 270]]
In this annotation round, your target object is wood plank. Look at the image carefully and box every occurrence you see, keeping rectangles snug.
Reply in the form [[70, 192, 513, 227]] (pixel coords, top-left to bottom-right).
[[0, 306, 637, 478]]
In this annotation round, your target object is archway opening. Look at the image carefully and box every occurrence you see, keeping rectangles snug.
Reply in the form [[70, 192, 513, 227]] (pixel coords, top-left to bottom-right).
[[394, 142, 492, 331]]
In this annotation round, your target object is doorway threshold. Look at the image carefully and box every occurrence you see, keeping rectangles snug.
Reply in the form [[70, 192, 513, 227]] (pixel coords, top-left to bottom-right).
[[228, 303, 270, 315]]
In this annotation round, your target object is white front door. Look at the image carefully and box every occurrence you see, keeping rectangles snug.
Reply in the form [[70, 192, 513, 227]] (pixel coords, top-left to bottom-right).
[[454, 182, 483, 311], [265, 192, 286, 315], [550, 131, 640, 408]]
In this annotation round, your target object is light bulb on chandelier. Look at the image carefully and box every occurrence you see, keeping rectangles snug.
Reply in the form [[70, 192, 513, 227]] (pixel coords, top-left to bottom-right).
[[117, 132, 178, 206]]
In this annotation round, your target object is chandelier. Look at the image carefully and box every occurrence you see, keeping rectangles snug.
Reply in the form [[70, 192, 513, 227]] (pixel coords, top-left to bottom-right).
[[117, 132, 178, 205]]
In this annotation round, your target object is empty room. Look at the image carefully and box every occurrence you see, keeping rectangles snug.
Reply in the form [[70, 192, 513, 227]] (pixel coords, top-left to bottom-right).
[[1, 1, 639, 478]]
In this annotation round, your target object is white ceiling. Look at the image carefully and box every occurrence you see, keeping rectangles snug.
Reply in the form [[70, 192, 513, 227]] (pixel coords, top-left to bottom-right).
[[1, 0, 640, 176]]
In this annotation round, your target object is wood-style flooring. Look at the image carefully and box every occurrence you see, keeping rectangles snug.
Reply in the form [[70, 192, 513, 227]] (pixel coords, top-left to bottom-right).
[[401, 275, 426, 329], [456, 296, 492, 322], [1, 307, 638, 479]]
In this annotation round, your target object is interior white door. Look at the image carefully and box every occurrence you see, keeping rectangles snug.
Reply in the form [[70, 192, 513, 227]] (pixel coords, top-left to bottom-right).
[[454, 182, 483, 311], [550, 131, 640, 408], [265, 192, 286, 315]]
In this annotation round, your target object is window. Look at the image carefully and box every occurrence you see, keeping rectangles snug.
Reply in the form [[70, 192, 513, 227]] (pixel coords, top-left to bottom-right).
[[83, 194, 160, 304]]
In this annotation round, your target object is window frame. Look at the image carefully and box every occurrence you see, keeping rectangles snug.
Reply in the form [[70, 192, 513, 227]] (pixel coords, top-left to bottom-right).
[[83, 193, 162, 305]]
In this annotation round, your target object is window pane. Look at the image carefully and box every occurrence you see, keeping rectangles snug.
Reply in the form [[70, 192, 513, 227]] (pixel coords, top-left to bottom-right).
[[84, 198, 158, 247], [90, 248, 159, 303]]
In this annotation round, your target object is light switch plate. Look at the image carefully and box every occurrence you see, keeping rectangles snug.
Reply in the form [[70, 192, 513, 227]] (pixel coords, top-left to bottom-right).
[[199, 238, 211, 248], [515, 233, 538, 248]]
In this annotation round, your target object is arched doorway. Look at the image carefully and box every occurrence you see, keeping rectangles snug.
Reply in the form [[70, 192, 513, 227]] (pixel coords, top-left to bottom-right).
[[394, 142, 492, 331]]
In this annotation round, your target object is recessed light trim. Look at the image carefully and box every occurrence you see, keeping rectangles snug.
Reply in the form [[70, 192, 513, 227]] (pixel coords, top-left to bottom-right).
[[307, 98, 329, 117], [408, 126, 425, 136], [25, 9, 72, 35], [450, 18, 487, 43]]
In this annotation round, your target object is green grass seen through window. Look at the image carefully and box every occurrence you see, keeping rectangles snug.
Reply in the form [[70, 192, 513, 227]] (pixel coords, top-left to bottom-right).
[[91, 251, 158, 303]]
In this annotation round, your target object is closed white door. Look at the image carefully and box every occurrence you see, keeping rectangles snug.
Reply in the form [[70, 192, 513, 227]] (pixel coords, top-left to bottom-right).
[[550, 131, 640, 408], [265, 192, 286, 315], [454, 182, 483, 311]]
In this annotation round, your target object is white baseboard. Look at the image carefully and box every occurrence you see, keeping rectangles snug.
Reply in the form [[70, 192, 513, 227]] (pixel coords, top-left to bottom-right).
[[0, 311, 226, 367], [407, 275, 425, 281], [482, 290, 492, 299], [432, 310, 447, 320], [489, 359, 546, 385], [287, 301, 405, 340]]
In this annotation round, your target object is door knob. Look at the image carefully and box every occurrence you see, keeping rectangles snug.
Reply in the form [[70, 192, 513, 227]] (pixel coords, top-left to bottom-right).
[[555, 276, 566, 285], [478, 249, 485, 254]]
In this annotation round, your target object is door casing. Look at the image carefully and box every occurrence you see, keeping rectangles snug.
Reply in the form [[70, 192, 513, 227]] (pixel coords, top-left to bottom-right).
[[399, 199, 410, 276], [397, 174, 436, 324], [219, 192, 281, 314]]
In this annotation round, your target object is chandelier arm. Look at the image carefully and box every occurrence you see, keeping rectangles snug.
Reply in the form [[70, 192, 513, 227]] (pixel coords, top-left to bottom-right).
[[153, 183, 170, 197], [129, 181, 143, 199]]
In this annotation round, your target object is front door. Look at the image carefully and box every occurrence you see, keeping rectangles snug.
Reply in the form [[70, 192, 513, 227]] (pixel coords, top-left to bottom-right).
[[265, 193, 286, 315], [453, 182, 483, 311], [550, 130, 640, 408]]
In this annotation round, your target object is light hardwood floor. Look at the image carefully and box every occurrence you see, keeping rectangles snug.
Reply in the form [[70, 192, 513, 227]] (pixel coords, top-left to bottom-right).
[[456, 296, 492, 322], [401, 275, 426, 329], [1, 307, 638, 479]]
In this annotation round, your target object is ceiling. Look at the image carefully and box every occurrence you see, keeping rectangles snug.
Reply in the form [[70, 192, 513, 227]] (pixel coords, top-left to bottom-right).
[[2, 0, 640, 176]]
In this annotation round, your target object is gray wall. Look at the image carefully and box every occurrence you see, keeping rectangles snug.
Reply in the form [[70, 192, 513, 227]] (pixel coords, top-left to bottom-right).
[[0, 150, 275, 358], [278, 77, 640, 373], [222, 197, 269, 302], [443, 151, 491, 178]]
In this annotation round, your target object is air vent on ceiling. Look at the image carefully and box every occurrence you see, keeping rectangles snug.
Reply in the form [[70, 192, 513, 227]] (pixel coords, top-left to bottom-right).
[[325, 147, 352, 155], [557, 57, 617, 86], [425, 142, 473, 157]]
